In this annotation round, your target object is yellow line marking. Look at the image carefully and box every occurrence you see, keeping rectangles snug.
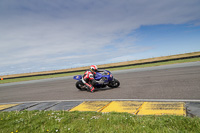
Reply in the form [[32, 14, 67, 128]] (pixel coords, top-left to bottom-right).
[[0, 104, 19, 111], [101, 101, 143, 114], [135, 102, 145, 115], [97, 101, 112, 112], [69, 101, 110, 112], [137, 102, 186, 116], [0, 101, 186, 116]]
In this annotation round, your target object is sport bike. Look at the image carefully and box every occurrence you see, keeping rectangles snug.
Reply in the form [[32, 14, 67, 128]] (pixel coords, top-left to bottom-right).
[[73, 70, 120, 91]]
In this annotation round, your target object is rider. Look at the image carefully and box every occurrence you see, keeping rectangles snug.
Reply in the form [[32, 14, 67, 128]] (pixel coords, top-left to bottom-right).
[[81, 65, 103, 93]]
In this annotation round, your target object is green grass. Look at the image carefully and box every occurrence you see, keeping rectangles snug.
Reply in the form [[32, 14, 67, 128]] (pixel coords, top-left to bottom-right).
[[0, 110, 200, 133], [1, 57, 200, 84]]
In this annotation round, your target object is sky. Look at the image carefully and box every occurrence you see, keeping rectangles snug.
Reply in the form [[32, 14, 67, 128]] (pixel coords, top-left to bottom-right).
[[0, 0, 200, 76]]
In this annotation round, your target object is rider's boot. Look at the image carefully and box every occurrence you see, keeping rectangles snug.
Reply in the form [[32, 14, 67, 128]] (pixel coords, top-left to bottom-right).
[[85, 83, 95, 93], [90, 87, 95, 93]]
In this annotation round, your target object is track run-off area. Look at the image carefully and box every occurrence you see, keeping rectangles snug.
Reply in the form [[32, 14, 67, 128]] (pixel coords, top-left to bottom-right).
[[0, 62, 200, 116]]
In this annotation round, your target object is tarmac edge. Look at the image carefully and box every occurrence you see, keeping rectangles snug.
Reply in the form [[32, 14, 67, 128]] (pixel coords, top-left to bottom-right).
[[1, 100, 200, 117]]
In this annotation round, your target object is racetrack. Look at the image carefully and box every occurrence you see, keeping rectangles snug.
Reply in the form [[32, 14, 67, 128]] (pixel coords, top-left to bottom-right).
[[0, 62, 200, 103]]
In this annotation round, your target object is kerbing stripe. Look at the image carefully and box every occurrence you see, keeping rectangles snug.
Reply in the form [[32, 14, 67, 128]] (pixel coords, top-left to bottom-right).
[[135, 102, 145, 115]]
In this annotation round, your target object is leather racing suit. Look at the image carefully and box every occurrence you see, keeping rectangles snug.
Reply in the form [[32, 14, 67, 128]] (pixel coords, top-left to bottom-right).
[[81, 69, 97, 92]]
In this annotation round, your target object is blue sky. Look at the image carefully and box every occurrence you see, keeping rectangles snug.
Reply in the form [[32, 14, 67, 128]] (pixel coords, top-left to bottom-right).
[[0, 0, 200, 75]]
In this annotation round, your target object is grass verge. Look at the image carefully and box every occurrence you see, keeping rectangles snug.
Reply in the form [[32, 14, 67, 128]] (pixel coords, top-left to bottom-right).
[[1, 57, 200, 84], [0, 110, 200, 133]]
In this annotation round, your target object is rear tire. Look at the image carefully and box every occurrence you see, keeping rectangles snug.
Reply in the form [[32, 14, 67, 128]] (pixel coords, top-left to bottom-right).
[[76, 80, 86, 91], [108, 78, 120, 88]]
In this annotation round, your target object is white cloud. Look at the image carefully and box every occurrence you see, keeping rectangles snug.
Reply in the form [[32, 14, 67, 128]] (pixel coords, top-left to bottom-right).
[[0, 0, 200, 75]]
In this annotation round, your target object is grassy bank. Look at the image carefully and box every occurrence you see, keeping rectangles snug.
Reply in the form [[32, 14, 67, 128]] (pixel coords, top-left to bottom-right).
[[1, 52, 199, 79], [0, 110, 200, 133], [0, 57, 200, 84], [108, 57, 200, 71]]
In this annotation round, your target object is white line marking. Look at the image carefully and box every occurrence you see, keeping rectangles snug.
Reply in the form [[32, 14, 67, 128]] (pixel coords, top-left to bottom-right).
[[1, 99, 200, 105]]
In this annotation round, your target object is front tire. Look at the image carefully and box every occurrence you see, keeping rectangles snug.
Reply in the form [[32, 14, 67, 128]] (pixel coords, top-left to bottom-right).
[[76, 80, 86, 91]]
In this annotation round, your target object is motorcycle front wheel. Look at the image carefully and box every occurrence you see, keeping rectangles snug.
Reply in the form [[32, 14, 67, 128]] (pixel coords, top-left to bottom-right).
[[76, 80, 86, 91]]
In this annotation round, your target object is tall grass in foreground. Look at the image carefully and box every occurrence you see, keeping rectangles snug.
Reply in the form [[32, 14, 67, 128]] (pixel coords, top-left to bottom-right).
[[0, 110, 200, 133]]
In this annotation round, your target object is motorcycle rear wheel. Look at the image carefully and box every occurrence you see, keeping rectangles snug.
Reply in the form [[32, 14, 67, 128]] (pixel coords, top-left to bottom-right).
[[108, 78, 120, 88]]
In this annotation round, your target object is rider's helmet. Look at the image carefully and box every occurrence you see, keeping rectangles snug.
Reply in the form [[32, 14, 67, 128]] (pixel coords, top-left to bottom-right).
[[90, 65, 98, 74]]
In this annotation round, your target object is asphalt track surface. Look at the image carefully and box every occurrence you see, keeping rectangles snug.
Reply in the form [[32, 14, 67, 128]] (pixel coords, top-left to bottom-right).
[[0, 62, 200, 103]]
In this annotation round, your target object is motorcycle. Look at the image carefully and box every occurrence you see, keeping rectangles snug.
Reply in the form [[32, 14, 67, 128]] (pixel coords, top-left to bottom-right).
[[73, 70, 120, 91]]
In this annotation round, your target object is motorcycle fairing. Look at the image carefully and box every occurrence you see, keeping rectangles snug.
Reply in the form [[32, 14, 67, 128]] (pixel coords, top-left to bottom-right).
[[95, 70, 113, 83], [73, 70, 113, 83], [73, 75, 82, 80], [94, 72, 102, 80]]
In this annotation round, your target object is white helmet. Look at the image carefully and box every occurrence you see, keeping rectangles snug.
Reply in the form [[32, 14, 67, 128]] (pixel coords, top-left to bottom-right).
[[90, 65, 98, 73]]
